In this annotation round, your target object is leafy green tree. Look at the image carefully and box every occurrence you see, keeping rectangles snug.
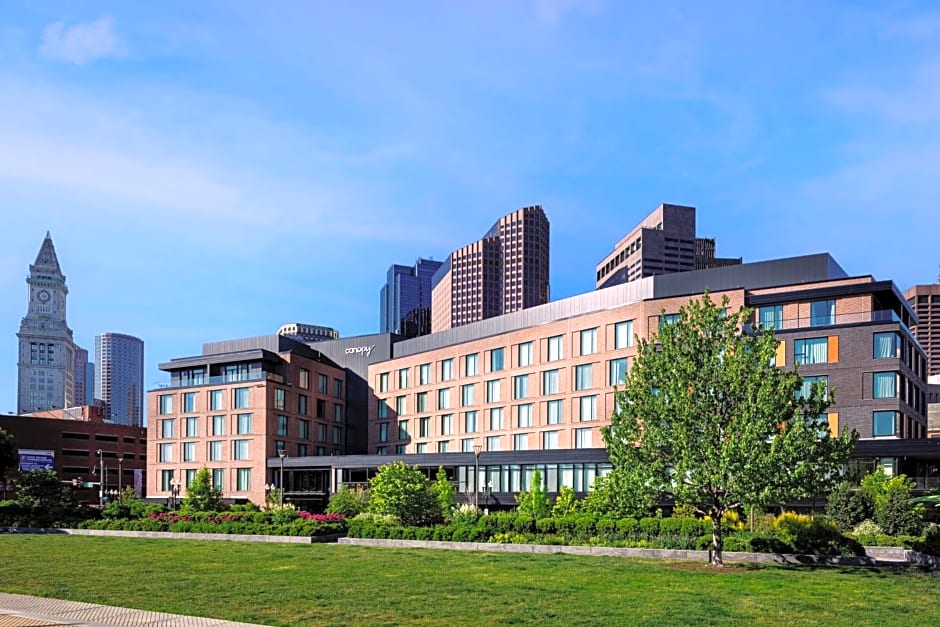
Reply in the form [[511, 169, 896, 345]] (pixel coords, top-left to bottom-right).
[[181, 467, 224, 512], [14, 470, 74, 509], [432, 467, 457, 520], [603, 294, 857, 565], [326, 485, 370, 517], [0, 427, 16, 479], [826, 482, 874, 531], [368, 461, 438, 526], [515, 469, 550, 519], [578, 473, 654, 519], [551, 485, 579, 518], [861, 470, 924, 536]]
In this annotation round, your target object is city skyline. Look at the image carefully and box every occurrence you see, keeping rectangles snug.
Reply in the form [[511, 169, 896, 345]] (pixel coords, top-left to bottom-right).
[[2, 3, 940, 414]]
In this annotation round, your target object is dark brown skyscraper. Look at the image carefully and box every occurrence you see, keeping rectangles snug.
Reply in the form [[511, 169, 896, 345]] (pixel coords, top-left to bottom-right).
[[905, 282, 940, 377], [432, 206, 549, 332]]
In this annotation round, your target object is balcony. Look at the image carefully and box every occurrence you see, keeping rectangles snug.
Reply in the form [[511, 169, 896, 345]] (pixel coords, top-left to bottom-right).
[[153, 371, 285, 390]]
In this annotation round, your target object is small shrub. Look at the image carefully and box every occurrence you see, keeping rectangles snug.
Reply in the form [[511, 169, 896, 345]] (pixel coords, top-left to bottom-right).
[[826, 482, 875, 531]]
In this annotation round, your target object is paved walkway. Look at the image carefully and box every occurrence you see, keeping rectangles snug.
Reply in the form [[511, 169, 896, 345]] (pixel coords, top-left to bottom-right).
[[0, 593, 269, 627]]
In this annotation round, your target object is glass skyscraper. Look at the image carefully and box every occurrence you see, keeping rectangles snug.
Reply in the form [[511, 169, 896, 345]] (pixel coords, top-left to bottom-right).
[[380, 258, 443, 338]]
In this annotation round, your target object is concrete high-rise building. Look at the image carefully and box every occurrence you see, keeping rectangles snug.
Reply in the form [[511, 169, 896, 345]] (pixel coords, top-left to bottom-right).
[[95, 332, 144, 426], [74, 346, 90, 407], [17, 232, 77, 414], [905, 282, 940, 377], [431, 206, 550, 332], [595, 204, 740, 289], [380, 258, 443, 338]]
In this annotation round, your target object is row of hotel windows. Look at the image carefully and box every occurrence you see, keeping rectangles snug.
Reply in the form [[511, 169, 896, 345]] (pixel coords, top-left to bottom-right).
[[160, 468, 249, 493], [172, 366, 344, 397], [759, 301, 836, 329], [375, 426, 597, 455], [157, 431, 342, 463], [158, 389, 344, 421], [379, 360, 629, 417], [378, 322, 636, 392], [158, 413, 343, 440]]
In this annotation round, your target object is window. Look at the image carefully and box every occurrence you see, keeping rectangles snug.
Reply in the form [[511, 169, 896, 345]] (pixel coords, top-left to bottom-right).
[[465, 353, 479, 376], [159, 395, 173, 415], [399, 420, 409, 440], [874, 332, 901, 359], [760, 305, 783, 330], [160, 419, 174, 439], [334, 405, 343, 423], [580, 328, 597, 355], [575, 427, 592, 449], [299, 367, 309, 389], [614, 320, 634, 349], [542, 369, 559, 394], [514, 433, 529, 451], [416, 443, 428, 454], [575, 364, 593, 391], [398, 368, 409, 389], [376, 446, 388, 456], [461, 384, 475, 407], [318, 374, 329, 394], [438, 441, 450, 453], [299, 419, 310, 440], [212, 468, 223, 490], [873, 372, 897, 399], [379, 372, 390, 392], [486, 380, 500, 403], [236, 413, 252, 434], [161, 470, 174, 491], [183, 442, 196, 462], [438, 388, 451, 410], [334, 379, 343, 398], [419, 363, 431, 385], [183, 392, 196, 413], [297, 443, 309, 457], [277, 415, 289, 437], [513, 375, 529, 399], [416, 391, 428, 413], [378, 400, 389, 419], [233, 440, 249, 460], [396, 395, 407, 416], [333, 427, 342, 445], [517, 403, 533, 428], [209, 440, 223, 461], [547, 399, 563, 425], [490, 348, 504, 372], [209, 389, 224, 411], [810, 300, 835, 326], [234, 387, 249, 409], [379, 422, 389, 442], [236, 468, 251, 492], [441, 414, 454, 436], [489, 407, 504, 430], [419, 417, 431, 438], [318, 424, 328, 441], [298, 394, 308, 416], [660, 313, 680, 326], [211, 415, 224, 436], [609, 358, 628, 386], [547, 335, 564, 361], [542, 430, 559, 450], [462, 438, 476, 453], [873, 411, 899, 437], [486, 435, 500, 451], [441, 358, 454, 381], [316, 398, 326, 418], [794, 338, 828, 365], [518, 342, 533, 367], [159, 443, 173, 462], [185, 417, 198, 438], [464, 411, 478, 433], [274, 389, 286, 411], [580, 395, 597, 421], [797, 375, 828, 401]]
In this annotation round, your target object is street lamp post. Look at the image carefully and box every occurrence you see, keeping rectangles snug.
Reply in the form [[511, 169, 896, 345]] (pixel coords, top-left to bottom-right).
[[473, 444, 483, 509], [96, 449, 104, 508], [170, 478, 182, 509], [278, 450, 288, 508], [117, 457, 124, 495]]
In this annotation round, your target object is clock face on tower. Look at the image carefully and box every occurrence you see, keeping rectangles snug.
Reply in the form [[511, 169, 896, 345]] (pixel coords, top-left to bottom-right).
[[37, 290, 50, 303]]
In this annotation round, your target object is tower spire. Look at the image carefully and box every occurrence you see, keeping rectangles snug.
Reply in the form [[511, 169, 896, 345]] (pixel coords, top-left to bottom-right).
[[31, 231, 62, 275]]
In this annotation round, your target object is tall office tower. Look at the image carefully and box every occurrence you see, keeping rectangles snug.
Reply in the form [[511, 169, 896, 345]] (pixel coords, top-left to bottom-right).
[[380, 258, 443, 338], [17, 232, 77, 414], [905, 282, 940, 377], [431, 205, 550, 332], [595, 203, 741, 289], [74, 346, 89, 407], [95, 333, 144, 426]]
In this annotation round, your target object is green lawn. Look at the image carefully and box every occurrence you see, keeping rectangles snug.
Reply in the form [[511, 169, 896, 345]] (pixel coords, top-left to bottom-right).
[[0, 536, 936, 626]]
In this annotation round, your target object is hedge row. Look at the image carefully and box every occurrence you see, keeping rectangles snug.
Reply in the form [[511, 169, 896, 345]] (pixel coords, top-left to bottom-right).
[[77, 517, 347, 537]]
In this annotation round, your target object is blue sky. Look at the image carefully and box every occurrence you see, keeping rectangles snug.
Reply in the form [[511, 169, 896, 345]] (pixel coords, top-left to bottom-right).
[[1, 1, 939, 416]]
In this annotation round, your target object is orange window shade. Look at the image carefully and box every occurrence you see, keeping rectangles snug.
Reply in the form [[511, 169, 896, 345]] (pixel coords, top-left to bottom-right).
[[827, 412, 839, 436], [828, 336, 839, 363], [775, 341, 786, 367]]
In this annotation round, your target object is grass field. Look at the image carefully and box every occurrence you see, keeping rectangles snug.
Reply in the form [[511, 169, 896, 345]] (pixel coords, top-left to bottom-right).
[[0, 536, 937, 626]]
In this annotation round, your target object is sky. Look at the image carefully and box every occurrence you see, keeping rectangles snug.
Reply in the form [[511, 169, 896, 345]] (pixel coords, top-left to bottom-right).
[[1, 1, 939, 417]]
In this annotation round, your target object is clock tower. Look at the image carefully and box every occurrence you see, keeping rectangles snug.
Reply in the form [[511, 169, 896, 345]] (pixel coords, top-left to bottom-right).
[[16, 232, 77, 414]]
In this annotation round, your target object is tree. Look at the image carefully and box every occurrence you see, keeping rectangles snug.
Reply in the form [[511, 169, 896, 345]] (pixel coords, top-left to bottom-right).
[[861, 469, 924, 536], [603, 294, 857, 565], [0, 427, 17, 479], [181, 467, 223, 512], [14, 470, 74, 509], [368, 461, 438, 526], [515, 469, 550, 519], [432, 467, 457, 520], [551, 485, 579, 518], [826, 481, 874, 531], [326, 485, 369, 517]]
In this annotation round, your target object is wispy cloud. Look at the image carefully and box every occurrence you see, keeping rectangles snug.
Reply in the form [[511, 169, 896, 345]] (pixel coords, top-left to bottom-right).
[[39, 16, 127, 65]]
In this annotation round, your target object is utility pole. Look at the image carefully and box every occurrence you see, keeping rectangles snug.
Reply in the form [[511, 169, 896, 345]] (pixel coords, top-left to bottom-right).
[[97, 449, 104, 508]]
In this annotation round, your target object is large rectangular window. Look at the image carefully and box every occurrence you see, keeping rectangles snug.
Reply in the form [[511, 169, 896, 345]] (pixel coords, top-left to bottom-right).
[[159, 395, 173, 415], [546, 399, 563, 425], [185, 417, 198, 438], [379, 372, 389, 393], [580, 395, 597, 421], [299, 368, 309, 389], [209, 389, 224, 411], [334, 379, 343, 398], [399, 420, 409, 440], [547, 335, 564, 362], [517, 403, 533, 428], [183, 442, 196, 462], [490, 348, 504, 372], [760, 305, 784, 330], [873, 372, 897, 399], [438, 388, 451, 410], [486, 435, 500, 451], [542, 369, 559, 395], [797, 375, 828, 401], [575, 364, 593, 391], [379, 422, 389, 442], [464, 411, 478, 433], [810, 300, 835, 326], [161, 470, 174, 491], [209, 440, 223, 461], [609, 358, 628, 386], [298, 394, 308, 416], [236, 468, 251, 492], [277, 415, 289, 437], [514, 433, 529, 451], [465, 353, 479, 377], [794, 338, 828, 365], [580, 328, 597, 356], [441, 358, 454, 381], [233, 387, 249, 409], [183, 392, 196, 413], [378, 400, 389, 419], [437, 441, 450, 453], [318, 374, 329, 394], [542, 430, 559, 450], [396, 395, 407, 416], [660, 313, 680, 326], [489, 407, 504, 430], [236, 413, 252, 435], [614, 321, 634, 349], [211, 415, 224, 436], [513, 375, 529, 399], [441, 414, 454, 436], [872, 411, 899, 437], [212, 468, 224, 490], [518, 342, 533, 367], [419, 417, 431, 438], [419, 363, 431, 385], [160, 419, 174, 439], [398, 368, 409, 390], [274, 389, 286, 411], [462, 438, 476, 453], [233, 440, 250, 460], [486, 380, 500, 403], [158, 443, 173, 462], [299, 419, 310, 440], [575, 427, 592, 449], [873, 332, 901, 359], [416, 391, 428, 413], [461, 384, 475, 406]]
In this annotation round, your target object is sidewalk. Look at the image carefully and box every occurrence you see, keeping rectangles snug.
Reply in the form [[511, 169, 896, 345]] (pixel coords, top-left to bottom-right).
[[0, 593, 269, 627]]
